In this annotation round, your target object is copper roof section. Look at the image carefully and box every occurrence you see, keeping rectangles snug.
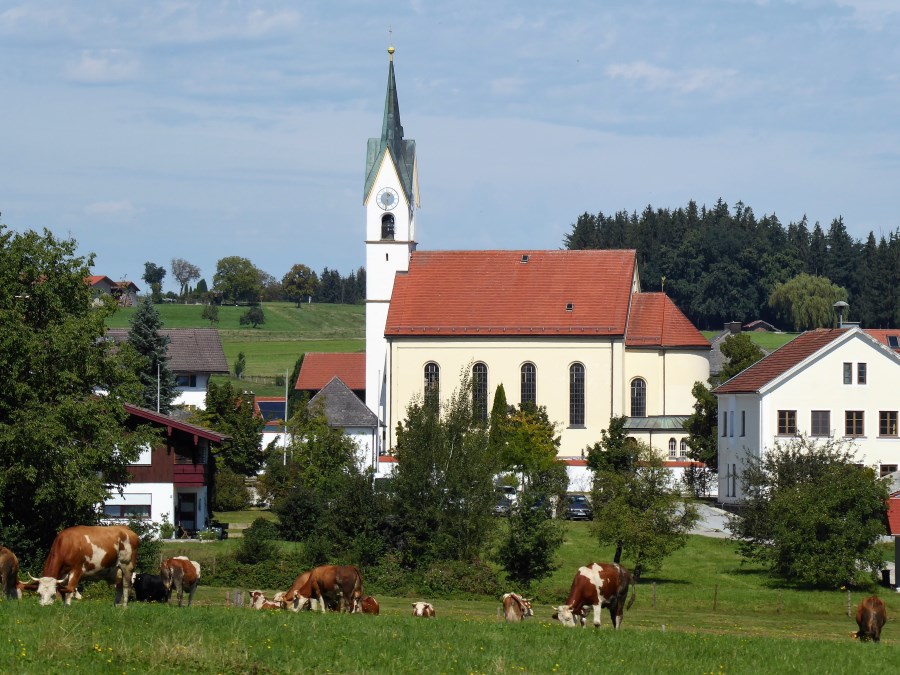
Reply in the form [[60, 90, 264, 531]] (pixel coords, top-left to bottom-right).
[[296, 352, 365, 391], [714, 328, 848, 394], [385, 250, 637, 336], [626, 293, 710, 348]]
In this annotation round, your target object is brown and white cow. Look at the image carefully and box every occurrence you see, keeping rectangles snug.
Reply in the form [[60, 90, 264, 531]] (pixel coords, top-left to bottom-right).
[[249, 590, 282, 610], [282, 570, 316, 612], [361, 595, 380, 615], [160, 556, 201, 607], [412, 601, 435, 618], [285, 565, 362, 613], [502, 592, 534, 622], [853, 595, 887, 642], [29, 525, 138, 606], [1, 546, 22, 600], [552, 562, 635, 629]]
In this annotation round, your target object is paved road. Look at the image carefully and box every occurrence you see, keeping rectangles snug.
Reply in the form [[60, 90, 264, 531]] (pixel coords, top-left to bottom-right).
[[689, 502, 732, 538]]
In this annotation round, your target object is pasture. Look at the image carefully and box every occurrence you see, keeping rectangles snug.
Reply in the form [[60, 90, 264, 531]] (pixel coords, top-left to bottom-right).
[[5, 523, 897, 673]]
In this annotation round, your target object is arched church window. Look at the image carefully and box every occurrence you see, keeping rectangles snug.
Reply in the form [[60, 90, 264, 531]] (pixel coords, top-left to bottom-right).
[[668, 438, 677, 458], [424, 362, 440, 401], [569, 363, 585, 426], [381, 214, 395, 240], [472, 363, 488, 421], [630, 378, 646, 417], [680, 439, 688, 457], [521, 362, 536, 407]]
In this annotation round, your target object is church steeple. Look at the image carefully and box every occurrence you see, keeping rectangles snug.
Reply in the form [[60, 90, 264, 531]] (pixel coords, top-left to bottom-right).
[[364, 46, 417, 209]]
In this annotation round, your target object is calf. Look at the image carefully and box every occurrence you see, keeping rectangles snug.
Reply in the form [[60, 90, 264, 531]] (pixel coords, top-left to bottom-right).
[[132, 573, 169, 603], [1, 546, 22, 600], [854, 596, 887, 642], [361, 595, 380, 615], [249, 590, 282, 610], [160, 556, 201, 607], [552, 562, 635, 629], [502, 592, 534, 623], [412, 601, 435, 618]]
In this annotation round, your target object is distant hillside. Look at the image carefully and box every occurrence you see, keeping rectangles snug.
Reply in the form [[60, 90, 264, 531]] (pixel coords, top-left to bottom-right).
[[107, 302, 364, 395]]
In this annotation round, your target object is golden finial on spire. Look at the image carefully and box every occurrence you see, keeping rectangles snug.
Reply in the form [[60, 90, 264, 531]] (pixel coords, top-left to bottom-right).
[[388, 25, 394, 61]]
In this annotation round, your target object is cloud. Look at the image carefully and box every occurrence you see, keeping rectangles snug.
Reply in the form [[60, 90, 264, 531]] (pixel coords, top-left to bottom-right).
[[606, 61, 739, 95], [65, 50, 138, 84], [490, 77, 526, 98], [85, 200, 136, 218]]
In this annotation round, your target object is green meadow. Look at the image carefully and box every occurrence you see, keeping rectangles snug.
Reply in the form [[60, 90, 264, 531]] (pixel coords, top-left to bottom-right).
[[106, 302, 364, 396]]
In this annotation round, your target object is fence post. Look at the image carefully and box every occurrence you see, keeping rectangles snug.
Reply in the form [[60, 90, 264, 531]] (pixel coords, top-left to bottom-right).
[[713, 584, 718, 612]]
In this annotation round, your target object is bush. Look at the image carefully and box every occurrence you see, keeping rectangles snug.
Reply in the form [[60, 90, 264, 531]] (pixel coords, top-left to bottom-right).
[[421, 559, 501, 598], [201, 551, 310, 590], [235, 518, 279, 564], [128, 518, 162, 574], [213, 466, 250, 511]]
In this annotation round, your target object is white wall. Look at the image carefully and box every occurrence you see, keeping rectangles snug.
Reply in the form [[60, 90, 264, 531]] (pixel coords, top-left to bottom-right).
[[173, 373, 212, 409], [105, 482, 174, 528]]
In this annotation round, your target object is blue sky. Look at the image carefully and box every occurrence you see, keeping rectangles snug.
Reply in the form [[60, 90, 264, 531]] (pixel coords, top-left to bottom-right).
[[2, 1, 899, 293]]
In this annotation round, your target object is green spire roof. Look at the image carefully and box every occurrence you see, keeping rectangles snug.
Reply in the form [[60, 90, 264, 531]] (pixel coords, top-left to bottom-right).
[[365, 51, 416, 206]]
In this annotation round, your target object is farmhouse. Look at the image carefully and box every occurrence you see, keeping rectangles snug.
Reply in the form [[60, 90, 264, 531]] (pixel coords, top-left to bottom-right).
[[715, 325, 900, 504], [103, 404, 230, 532], [87, 275, 140, 307], [359, 47, 710, 471]]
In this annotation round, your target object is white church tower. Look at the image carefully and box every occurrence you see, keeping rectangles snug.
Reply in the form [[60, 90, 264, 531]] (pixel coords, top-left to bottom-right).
[[364, 45, 418, 436]]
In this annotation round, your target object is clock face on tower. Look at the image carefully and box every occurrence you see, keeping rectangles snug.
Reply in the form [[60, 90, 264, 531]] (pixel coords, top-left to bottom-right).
[[376, 187, 400, 211]]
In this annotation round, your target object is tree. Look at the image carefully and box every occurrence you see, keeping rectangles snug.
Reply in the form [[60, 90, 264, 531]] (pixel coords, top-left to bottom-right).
[[213, 256, 262, 305], [768, 273, 848, 330], [170, 258, 200, 299], [586, 416, 638, 474], [390, 369, 500, 567], [196, 381, 265, 476], [495, 487, 564, 586], [500, 404, 565, 492], [590, 441, 697, 579], [211, 465, 250, 511], [487, 383, 509, 458], [282, 264, 319, 307], [719, 333, 765, 382], [142, 262, 166, 304], [234, 351, 246, 380], [683, 381, 718, 470], [201, 303, 219, 326], [727, 437, 888, 587], [0, 226, 157, 562], [239, 306, 265, 328], [127, 297, 178, 413]]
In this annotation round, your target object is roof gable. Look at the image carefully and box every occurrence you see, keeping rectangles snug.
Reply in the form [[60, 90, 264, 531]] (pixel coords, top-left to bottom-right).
[[107, 328, 229, 374], [308, 377, 378, 428], [125, 403, 230, 443], [385, 250, 637, 336], [296, 352, 365, 391]]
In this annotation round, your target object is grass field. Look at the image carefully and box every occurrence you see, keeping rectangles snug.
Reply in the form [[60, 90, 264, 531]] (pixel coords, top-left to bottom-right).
[[702, 329, 799, 351], [4, 522, 899, 673], [106, 301, 364, 397]]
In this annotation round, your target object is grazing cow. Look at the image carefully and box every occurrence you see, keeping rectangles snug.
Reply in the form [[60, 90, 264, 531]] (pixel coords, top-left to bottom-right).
[[361, 595, 380, 615], [29, 525, 138, 606], [286, 565, 362, 613], [132, 573, 169, 603], [1, 546, 22, 600], [160, 556, 201, 607], [552, 562, 635, 629], [412, 601, 435, 618], [502, 592, 534, 623], [249, 590, 282, 610], [282, 570, 317, 611], [854, 596, 887, 642]]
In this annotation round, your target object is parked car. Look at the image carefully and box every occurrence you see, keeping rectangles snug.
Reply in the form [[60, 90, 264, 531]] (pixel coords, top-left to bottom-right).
[[563, 493, 593, 521], [493, 495, 513, 517]]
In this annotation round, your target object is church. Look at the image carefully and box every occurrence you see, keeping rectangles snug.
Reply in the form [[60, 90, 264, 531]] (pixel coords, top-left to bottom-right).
[[306, 46, 710, 478]]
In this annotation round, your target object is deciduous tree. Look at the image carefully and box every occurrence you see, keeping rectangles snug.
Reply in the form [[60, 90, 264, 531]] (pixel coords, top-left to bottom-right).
[[0, 226, 156, 562], [196, 381, 265, 476], [171, 258, 200, 299], [213, 256, 262, 305], [727, 437, 888, 587], [719, 333, 765, 382], [239, 306, 265, 328], [282, 264, 319, 307], [768, 273, 847, 330]]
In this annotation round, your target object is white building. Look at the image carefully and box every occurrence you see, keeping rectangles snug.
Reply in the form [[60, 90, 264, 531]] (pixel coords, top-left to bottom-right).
[[716, 326, 900, 504]]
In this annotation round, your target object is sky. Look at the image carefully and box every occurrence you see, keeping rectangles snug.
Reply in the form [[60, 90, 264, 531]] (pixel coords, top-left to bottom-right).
[[2, 1, 899, 294]]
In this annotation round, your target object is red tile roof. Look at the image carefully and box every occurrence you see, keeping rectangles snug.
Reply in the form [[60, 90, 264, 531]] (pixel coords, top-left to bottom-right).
[[888, 498, 900, 536], [626, 293, 710, 348], [714, 328, 847, 394], [295, 352, 365, 391], [865, 329, 900, 353], [385, 250, 637, 336]]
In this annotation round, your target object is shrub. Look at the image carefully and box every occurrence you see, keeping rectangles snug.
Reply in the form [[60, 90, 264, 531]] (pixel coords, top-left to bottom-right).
[[128, 518, 162, 573], [422, 559, 501, 598], [213, 466, 250, 511], [235, 518, 279, 564]]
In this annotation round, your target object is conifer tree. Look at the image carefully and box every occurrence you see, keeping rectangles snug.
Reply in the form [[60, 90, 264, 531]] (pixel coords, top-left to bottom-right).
[[127, 297, 178, 412]]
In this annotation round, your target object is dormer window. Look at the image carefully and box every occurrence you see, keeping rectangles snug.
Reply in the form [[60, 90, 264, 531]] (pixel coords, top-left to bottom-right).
[[565, 302, 574, 312], [381, 214, 395, 240], [521, 254, 529, 263]]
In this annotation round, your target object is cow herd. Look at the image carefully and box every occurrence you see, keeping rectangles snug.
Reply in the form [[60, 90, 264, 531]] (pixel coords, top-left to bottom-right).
[[0, 527, 890, 644]]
